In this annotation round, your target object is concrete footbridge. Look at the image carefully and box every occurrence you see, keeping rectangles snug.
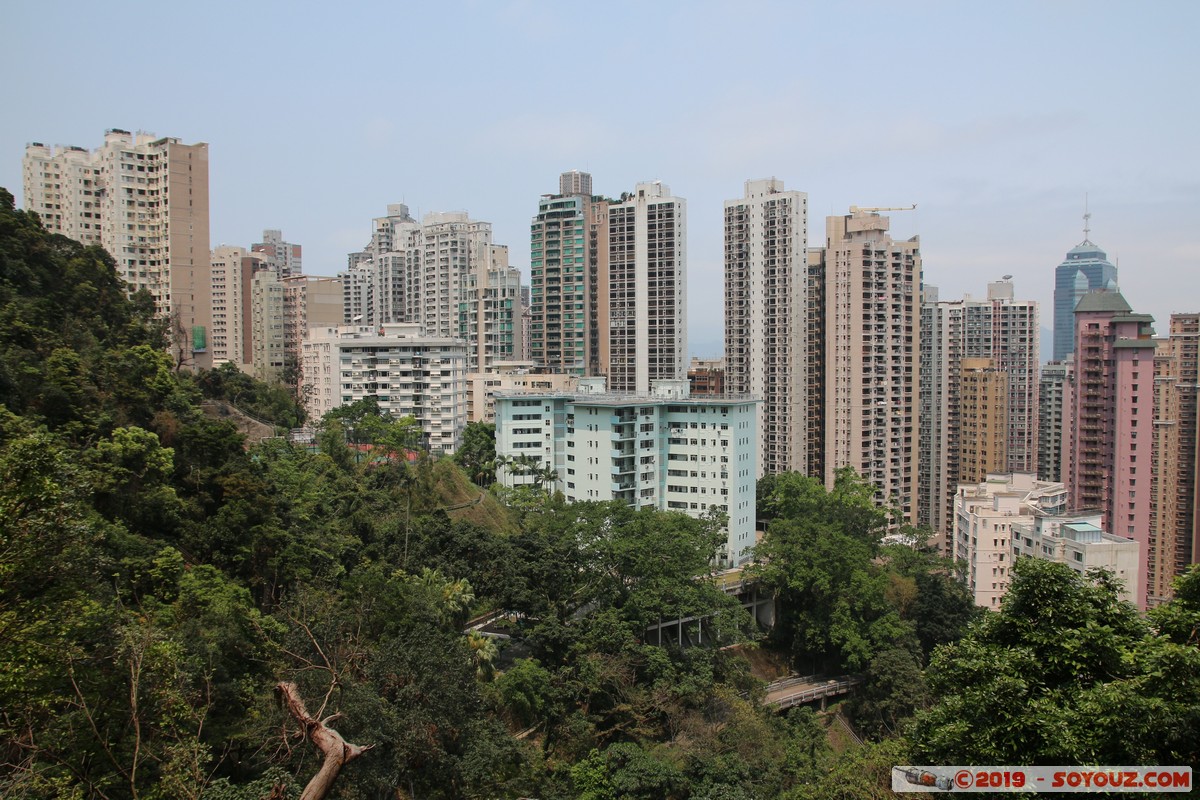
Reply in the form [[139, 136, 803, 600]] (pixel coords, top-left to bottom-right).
[[764, 674, 863, 711]]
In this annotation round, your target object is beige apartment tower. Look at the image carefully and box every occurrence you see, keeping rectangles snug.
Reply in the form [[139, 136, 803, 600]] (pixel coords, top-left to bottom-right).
[[958, 358, 1009, 483], [820, 209, 921, 526], [209, 245, 263, 369], [724, 178, 808, 477], [1149, 313, 1200, 603], [24, 130, 212, 368]]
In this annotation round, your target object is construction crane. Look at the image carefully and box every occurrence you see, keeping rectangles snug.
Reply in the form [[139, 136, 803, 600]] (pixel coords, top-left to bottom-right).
[[849, 204, 917, 213]]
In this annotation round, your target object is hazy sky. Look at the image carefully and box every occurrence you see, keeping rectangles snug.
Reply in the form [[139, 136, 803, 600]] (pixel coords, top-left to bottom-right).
[[3, 1, 1197, 356]]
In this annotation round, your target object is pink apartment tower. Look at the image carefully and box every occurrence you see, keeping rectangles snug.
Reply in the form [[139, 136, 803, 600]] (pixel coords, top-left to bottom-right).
[[1069, 291, 1157, 607]]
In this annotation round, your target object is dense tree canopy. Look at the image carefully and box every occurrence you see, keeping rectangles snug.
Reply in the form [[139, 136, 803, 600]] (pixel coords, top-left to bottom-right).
[[2, 187, 1197, 798], [911, 559, 1200, 767]]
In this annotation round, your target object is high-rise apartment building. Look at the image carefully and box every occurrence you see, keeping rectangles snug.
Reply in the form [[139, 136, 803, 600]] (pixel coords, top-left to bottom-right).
[[1148, 313, 1200, 603], [529, 172, 610, 376], [688, 357, 726, 397], [919, 287, 964, 542], [806, 249, 827, 481], [459, 252, 521, 372], [210, 246, 263, 369], [1052, 218, 1118, 362], [919, 280, 1039, 544], [252, 229, 302, 277], [966, 281, 1039, 472], [494, 378, 758, 566], [282, 275, 343, 382], [1069, 290, 1156, 607], [465, 362, 577, 423], [958, 358, 1008, 483], [342, 205, 518, 376], [300, 324, 468, 453], [1038, 361, 1073, 483], [421, 212, 495, 341], [819, 209, 920, 526], [724, 178, 808, 477], [250, 270, 287, 384], [607, 182, 687, 395], [1170, 314, 1200, 580], [342, 203, 421, 326], [23, 130, 212, 367], [559, 170, 592, 196]]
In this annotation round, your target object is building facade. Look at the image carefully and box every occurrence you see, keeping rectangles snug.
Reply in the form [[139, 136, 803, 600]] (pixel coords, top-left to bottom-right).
[[529, 175, 610, 376], [1038, 361, 1073, 483], [420, 212, 495, 341], [919, 287, 964, 543], [1052, 228, 1118, 362], [819, 209, 921, 526], [252, 229, 302, 277], [688, 357, 726, 397], [466, 362, 578, 423], [341, 205, 513, 376], [300, 324, 467, 453], [607, 182, 687, 394], [919, 280, 1039, 545], [494, 378, 758, 565], [1148, 313, 1200, 603], [209, 246, 262, 369], [954, 474, 1139, 608], [24, 130, 212, 367], [459, 254, 521, 373], [1068, 291, 1156, 607], [958, 357, 1009, 484], [724, 178, 808, 477], [282, 275, 343, 382], [250, 270, 287, 384]]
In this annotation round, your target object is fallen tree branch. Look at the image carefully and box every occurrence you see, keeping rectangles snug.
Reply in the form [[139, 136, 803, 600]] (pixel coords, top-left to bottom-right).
[[276, 682, 374, 800]]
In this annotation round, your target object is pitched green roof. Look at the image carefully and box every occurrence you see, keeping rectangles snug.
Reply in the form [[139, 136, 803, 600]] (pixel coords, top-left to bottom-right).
[[1074, 290, 1132, 314]]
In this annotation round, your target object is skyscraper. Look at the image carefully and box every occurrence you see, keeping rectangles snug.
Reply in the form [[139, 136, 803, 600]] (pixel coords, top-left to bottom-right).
[[529, 172, 609, 376], [958, 357, 1008, 483], [820, 209, 921, 526], [209, 245, 262, 369], [919, 286, 964, 543], [559, 170, 592, 196], [1069, 290, 1156, 607], [969, 280, 1040, 473], [1038, 360, 1073, 483], [458, 247, 522, 372], [1052, 213, 1118, 362], [252, 229, 302, 277], [420, 211, 494, 341], [23, 130, 212, 368], [1148, 313, 1200, 603], [342, 204, 421, 326], [607, 182, 687, 395], [920, 280, 1040, 544], [341, 205, 516, 375], [724, 178, 808, 477]]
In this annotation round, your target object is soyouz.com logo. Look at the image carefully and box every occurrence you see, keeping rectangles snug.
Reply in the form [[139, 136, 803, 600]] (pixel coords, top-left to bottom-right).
[[892, 766, 1192, 793]]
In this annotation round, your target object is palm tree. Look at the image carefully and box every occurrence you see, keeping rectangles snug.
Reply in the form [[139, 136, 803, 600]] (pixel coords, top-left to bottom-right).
[[511, 454, 537, 485], [410, 568, 476, 628], [533, 463, 558, 493], [465, 631, 499, 681], [494, 453, 511, 487]]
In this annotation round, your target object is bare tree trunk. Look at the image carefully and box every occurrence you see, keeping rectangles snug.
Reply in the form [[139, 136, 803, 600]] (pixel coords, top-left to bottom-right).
[[277, 682, 374, 800]]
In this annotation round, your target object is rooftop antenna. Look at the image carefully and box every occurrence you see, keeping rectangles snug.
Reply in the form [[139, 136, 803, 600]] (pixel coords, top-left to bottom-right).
[[1082, 193, 1092, 244]]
